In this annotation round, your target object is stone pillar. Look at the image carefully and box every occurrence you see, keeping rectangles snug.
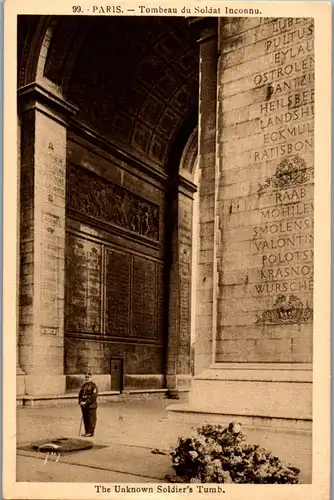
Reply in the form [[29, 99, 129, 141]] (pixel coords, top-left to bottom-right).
[[18, 83, 77, 396], [192, 18, 218, 376], [17, 114, 26, 396], [209, 16, 314, 419], [169, 18, 313, 431], [166, 176, 196, 398]]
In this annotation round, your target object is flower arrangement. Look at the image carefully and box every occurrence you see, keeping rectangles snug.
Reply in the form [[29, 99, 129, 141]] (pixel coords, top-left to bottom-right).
[[169, 422, 300, 484]]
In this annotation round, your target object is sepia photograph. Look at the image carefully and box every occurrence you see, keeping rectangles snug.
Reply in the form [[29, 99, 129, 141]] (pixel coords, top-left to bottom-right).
[[2, 2, 331, 499]]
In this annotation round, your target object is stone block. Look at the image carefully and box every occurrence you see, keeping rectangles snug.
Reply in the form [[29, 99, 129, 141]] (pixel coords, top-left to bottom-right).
[[221, 132, 264, 156], [292, 337, 313, 362], [220, 105, 250, 127], [17, 374, 26, 396], [196, 304, 213, 320], [66, 374, 112, 392], [124, 374, 164, 390], [220, 17, 262, 40], [219, 119, 261, 141], [25, 375, 66, 396], [189, 370, 312, 420], [220, 86, 268, 114]]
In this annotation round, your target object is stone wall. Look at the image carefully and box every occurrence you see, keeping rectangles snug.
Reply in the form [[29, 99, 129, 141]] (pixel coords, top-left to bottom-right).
[[216, 17, 314, 363], [64, 337, 164, 375], [64, 135, 167, 386]]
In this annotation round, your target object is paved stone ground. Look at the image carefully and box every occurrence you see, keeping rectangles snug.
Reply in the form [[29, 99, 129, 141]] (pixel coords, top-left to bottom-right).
[[16, 396, 312, 483]]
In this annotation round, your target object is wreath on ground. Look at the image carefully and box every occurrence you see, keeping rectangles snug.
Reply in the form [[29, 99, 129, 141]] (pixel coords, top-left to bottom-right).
[[166, 422, 300, 484]]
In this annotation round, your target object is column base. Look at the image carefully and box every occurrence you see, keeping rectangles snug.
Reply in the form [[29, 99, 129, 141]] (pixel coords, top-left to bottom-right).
[[167, 363, 312, 423], [188, 363, 312, 420], [17, 364, 25, 375], [24, 375, 66, 396], [166, 389, 181, 400], [166, 374, 192, 398]]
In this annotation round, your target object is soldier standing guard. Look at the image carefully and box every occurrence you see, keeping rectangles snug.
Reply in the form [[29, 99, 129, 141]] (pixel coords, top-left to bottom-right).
[[79, 373, 98, 437]]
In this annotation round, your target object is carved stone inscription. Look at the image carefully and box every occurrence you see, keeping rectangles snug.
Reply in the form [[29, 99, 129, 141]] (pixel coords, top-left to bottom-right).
[[217, 18, 314, 363], [40, 213, 60, 328], [65, 234, 102, 333], [67, 165, 159, 241], [131, 257, 157, 339], [179, 263, 191, 344], [156, 263, 165, 341], [252, 18, 314, 325], [105, 249, 131, 337], [253, 19, 314, 165], [178, 194, 192, 345], [65, 231, 164, 340]]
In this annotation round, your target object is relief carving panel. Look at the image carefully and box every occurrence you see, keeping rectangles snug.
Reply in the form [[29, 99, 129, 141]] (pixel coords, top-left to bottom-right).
[[67, 165, 160, 241]]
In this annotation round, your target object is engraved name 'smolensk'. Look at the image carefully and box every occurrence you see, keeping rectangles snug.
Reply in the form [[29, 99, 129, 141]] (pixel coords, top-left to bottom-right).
[[67, 165, 160, 241]]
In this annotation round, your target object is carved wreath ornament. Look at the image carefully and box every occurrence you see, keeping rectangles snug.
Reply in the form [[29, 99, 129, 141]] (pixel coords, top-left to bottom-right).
[[256, 295, 313, 325], [258, 156, 314, 193]]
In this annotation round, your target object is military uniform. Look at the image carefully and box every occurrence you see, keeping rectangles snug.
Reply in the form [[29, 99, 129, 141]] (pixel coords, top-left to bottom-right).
[[79, 377, 98, 437]]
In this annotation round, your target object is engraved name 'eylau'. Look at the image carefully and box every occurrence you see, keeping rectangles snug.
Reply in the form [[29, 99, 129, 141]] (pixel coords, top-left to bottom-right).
[[273, 39, 313, 65]]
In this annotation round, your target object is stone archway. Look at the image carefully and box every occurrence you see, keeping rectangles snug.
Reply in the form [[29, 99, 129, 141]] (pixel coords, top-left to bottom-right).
[[165, 127, 199, 397], [17, 15, 203, 397]]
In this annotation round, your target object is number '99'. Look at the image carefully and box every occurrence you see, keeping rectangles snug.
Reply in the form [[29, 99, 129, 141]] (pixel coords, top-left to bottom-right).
[[72, 6, 82, 12]]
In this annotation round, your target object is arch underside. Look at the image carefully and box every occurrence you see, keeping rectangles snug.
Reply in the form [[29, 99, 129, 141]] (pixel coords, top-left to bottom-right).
[[19, 15, 199, 172]]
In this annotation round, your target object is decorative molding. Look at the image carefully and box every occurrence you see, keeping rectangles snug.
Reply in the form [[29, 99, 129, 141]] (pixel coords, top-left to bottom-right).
[[67, 165, 160, 242], [44, 17, 82, 85], [19, 16, 52, 88], [188, 18, 218, 44], [256, 295, 313, 325], [178, 175, 198, 198], [65, 331, 164, 345], [66, 224, 163, 264], [179, 126, 198, 181], [258, 156, 314, 193], [17, 82, 78, 122]]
